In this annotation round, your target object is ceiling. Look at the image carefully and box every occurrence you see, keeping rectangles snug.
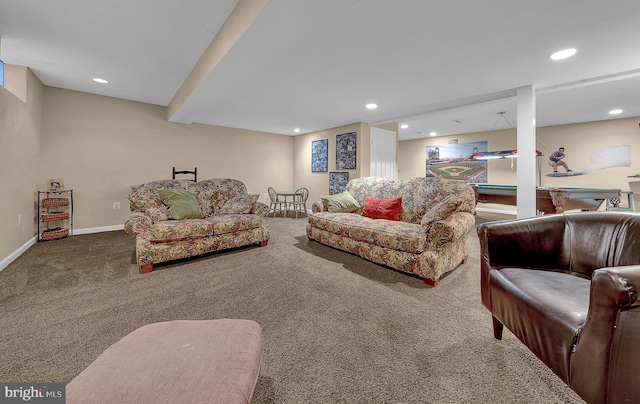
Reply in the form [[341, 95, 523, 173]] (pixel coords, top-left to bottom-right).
[[2, 0, 639, 140]]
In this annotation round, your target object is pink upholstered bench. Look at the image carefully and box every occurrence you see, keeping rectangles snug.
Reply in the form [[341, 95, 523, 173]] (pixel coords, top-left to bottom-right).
[[67, 319, 263, 404]]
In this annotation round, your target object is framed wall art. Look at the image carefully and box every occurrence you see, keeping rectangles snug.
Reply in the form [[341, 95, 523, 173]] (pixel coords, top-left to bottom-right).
[[311, 139, 328, 172], [426, 141, 488, 183], [329, 172, 349, 195], [336, 132, 356, 170], [46, 179, 65, 192]]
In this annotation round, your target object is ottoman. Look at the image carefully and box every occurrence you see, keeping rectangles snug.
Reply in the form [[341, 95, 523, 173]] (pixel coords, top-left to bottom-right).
[[66, 319, 263, 404]]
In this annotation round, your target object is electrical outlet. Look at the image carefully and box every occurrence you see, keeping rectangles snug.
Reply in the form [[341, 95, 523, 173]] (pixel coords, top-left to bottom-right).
[[113, 202, 121, 210], [263, 193, 268, 199], [17, 214, 22, 226]]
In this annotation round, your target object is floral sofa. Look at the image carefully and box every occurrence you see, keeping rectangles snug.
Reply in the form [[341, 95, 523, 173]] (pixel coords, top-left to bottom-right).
[[306, 177, 476, 286], [125, 178, 270, 273]]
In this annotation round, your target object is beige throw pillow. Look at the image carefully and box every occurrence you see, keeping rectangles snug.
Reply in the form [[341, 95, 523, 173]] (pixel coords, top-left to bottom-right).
[[321, 191, 361, 213]]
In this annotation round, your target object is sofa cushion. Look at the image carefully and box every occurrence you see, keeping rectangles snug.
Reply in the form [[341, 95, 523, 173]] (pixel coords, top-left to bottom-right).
[[147, 219, 214, 242], [197, 179, 250, 216], [208, 214, 264, 235], [129, 180, 197, 221], [361, 197, 402, 221], [309, 212, 426, 253], [489, 267, 590, 382], [345, 176, 476, 224], [196, 190, 226, 217], [218, 194, 259, 214], [321, 191, 361, 213], [159, 189, 204, 220]]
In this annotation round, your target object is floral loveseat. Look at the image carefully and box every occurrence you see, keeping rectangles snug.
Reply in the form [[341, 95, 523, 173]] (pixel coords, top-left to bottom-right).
[[306, 177, 476, 286], [125, 178, 270, 273]]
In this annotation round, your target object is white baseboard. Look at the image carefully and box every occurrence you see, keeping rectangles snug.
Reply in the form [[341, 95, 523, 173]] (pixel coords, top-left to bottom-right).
[[0, 236, 37, 272], [73, 224, 124, 235], [475, 207, 517, 216], [0, 225, 125, 272]]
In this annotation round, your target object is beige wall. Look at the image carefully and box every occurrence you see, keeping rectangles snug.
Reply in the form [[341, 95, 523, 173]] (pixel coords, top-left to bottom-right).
[[40, 87, 293, 230], [293, 122, 370, 206], [0, 66, 44, 261], [3, 69, 639, 265], [398, 117, 640, 210]]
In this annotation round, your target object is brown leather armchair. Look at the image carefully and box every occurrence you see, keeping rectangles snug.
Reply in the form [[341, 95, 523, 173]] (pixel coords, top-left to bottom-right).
[[478, 212, 640, 404]]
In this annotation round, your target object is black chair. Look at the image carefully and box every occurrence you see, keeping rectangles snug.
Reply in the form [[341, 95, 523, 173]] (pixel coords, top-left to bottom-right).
[[172, 167, 197, 182]]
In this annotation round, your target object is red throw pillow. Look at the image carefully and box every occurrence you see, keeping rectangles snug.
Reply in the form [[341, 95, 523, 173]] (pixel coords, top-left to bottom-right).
[[361, 197, 402, 221]]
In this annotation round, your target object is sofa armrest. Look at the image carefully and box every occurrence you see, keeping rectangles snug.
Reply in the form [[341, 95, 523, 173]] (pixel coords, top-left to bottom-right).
[[311, 201, 326, 213], [124, 212, 153, 235], [252, 201, 270, 217], [425, 211, 475, 246]]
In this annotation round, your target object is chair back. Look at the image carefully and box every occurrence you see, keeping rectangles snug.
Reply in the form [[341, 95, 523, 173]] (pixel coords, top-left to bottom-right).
[[294, 187, 309, 202], [172, 167, 197, 182], [267, 187, 278, 203]]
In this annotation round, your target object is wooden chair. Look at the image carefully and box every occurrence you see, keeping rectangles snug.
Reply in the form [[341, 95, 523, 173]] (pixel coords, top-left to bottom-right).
[[172, 167, 197, 182], [267, 187, 285, 217], [290, 187, 309, 218]]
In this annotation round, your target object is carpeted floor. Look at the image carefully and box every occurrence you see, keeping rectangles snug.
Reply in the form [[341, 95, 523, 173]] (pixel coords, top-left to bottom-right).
[[0, 213, 584, 403]]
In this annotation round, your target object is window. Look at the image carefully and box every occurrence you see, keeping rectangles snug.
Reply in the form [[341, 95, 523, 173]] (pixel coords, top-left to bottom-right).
[[0, 60, 4, 87]]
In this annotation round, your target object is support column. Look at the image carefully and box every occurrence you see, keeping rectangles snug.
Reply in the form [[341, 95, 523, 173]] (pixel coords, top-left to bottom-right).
[[516, 85, 536, 219]]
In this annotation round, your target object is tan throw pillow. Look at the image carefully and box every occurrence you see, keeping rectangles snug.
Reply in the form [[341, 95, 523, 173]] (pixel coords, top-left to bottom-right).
[[218, 194, 259, 214], [321, 191, 361, 213], [158, 189, 204, 220]]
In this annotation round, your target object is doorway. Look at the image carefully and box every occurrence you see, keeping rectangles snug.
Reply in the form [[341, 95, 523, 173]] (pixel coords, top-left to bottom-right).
[[370, 127, 396, 179]]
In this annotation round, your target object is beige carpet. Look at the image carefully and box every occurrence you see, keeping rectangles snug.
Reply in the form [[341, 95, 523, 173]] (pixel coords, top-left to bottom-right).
[[0, 213, 584, 403]]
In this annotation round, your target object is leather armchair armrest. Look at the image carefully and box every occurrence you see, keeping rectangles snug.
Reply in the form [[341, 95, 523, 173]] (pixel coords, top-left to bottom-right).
[[124, 212, 153, 235], [569, 265, 640, 403], [590, 265, 640, 310]]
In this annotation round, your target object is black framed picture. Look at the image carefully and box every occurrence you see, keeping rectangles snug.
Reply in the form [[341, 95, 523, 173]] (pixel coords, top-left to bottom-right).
[[336, 132, 356, 169], [311, 139, 328, 172]]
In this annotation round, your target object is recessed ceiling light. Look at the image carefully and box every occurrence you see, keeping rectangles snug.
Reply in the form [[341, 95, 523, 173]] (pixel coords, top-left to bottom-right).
[[400, 124, 408, 129], [294, 128, 301, 133], [365, 103, 378, 110], [92, 77, 108, 84], [429, 132, 437, 137], [609, 109, 623, 115], [550, 48, 576, 60]]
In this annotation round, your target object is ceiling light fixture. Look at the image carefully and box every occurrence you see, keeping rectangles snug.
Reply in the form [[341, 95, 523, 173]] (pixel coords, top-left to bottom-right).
[[609, 109, 623, 115], [550, 48, 576, 60], [92, 77, 108, 84], [294, 128, 301, 133], [400, 124, 408, 129], [365, 103, 378, 110], [492, 111, 514, 130], [429, 132, 437, 137]]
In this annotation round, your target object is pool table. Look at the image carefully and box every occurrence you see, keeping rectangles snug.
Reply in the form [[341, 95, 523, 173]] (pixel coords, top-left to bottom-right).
[[471, 184, 621, 214]]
